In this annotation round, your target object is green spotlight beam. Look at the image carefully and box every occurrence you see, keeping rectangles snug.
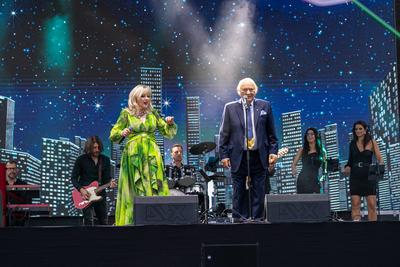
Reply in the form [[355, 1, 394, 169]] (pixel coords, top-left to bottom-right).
[[352, 0, 400, 39], [43, 15, 72, 70]]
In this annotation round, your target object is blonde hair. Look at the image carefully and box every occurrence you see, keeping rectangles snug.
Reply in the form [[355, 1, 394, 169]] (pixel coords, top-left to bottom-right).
[[236, 77, 258, 96], [125, 84, 153, 115]]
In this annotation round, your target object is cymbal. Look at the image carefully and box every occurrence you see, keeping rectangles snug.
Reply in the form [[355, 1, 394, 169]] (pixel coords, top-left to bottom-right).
[[189, 142, 216, 155]]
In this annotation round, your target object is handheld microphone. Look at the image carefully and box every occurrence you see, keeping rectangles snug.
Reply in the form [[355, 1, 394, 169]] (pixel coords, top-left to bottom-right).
[[242, 95, 248, 108], [118, 126, 133, 144]]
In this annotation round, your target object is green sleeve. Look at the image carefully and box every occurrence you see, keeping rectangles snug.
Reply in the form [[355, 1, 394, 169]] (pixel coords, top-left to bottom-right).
[[153, 110, 177, 139], [110, 109, 129, 142]]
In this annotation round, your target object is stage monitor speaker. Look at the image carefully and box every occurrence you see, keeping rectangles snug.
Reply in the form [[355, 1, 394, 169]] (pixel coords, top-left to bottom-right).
[[201, 243, 259, 267], [134, 195, 199, 225], [265, 194, 330, 223]]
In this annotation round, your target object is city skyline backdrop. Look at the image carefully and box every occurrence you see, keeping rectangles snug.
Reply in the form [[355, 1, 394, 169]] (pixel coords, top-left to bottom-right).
[[0, 0, 397, 161], [0, 0, 399, 214]]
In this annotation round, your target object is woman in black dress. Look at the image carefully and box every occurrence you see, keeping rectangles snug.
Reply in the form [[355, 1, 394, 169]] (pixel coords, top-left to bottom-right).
[[344, 120, 383, 221], [292, 128, 327, 194]]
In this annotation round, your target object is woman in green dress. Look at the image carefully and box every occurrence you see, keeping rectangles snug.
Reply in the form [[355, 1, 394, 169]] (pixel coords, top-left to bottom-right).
[[110, 85, 177, 225]]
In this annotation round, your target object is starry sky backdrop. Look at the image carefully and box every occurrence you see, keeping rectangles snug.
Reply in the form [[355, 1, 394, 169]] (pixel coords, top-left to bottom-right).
[[0, 0, 396, 163]]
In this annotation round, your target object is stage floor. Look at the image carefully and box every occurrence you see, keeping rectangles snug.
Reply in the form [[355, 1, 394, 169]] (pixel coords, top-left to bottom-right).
[[1, 221, 400, 267]]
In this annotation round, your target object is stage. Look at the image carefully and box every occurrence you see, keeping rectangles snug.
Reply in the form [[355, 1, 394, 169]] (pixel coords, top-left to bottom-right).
[[1, 221, 400, 267]]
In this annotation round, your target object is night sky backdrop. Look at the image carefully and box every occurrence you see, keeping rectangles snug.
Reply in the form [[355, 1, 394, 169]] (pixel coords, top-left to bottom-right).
[[0, 0, 396, 163]]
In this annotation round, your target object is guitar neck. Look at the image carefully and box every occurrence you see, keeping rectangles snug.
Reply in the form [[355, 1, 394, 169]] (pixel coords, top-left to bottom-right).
[[95, 182, 111, 194]]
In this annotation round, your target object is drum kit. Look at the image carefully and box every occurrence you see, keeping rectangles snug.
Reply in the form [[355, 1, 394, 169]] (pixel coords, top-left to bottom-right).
[[165, 141, 223, 223], [165, 165, 197, 189]]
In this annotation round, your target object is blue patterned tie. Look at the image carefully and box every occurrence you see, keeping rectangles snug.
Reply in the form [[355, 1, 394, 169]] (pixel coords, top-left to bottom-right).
[[246, 104, 254, 149]]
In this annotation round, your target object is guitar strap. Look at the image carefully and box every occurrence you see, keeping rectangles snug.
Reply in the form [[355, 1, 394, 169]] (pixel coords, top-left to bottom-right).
[[98, 156, 103, 185]]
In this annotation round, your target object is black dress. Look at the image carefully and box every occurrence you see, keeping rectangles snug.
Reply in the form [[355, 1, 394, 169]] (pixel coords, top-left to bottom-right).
[[347, 141, 375, 196], [296, 152, 321, 194]]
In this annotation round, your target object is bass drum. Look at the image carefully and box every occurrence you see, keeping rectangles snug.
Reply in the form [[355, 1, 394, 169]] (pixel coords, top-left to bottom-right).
[[184, 183, 205, 214]]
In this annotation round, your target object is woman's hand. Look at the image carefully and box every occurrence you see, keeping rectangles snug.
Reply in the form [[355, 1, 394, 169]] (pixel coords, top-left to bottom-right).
[[165, 116, 174, 125], [121, 128, 132, 137]]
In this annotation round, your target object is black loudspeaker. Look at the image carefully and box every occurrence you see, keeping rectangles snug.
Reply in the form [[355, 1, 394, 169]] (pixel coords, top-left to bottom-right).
[[201, 243, 259, 267], [134, 195, 199, 225], [265, 194, 330, 223]]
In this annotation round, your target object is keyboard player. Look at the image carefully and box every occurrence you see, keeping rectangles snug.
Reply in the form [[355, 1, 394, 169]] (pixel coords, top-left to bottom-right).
[[5, 159, 30, 226]]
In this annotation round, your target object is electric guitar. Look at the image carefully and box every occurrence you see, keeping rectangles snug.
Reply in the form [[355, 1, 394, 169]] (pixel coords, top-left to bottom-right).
[[72, 180, 116, 209]]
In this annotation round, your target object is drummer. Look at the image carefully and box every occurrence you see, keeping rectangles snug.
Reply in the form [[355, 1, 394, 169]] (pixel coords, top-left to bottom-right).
[[170, 143, 185, 179], [166, 144, 196, 192]]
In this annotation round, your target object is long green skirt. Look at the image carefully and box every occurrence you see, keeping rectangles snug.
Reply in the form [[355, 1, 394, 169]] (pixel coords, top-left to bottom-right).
[[115, 135, 169, 226]]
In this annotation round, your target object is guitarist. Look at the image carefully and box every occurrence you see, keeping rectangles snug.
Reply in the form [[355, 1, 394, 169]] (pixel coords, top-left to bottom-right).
[[71, 136, 116, 225]]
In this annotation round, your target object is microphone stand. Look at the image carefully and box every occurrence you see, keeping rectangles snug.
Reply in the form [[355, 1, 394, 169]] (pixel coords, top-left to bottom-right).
[[199, 152, 209, 224], [243, 99, 253, 220]]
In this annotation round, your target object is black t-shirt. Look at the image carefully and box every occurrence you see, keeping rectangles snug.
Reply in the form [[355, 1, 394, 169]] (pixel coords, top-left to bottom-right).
[[71, 154, 111, 195]]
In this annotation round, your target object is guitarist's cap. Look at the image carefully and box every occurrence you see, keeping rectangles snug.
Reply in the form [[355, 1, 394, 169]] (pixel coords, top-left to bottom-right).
[[84, 136, 104, 154]]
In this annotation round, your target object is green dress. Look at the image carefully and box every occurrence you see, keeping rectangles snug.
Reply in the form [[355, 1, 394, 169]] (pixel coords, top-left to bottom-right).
[[110, 109, 177, 225]]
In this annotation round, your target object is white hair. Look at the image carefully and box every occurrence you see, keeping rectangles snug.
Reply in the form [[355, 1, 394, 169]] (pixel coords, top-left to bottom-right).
[[236, 77, 258, 96]]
